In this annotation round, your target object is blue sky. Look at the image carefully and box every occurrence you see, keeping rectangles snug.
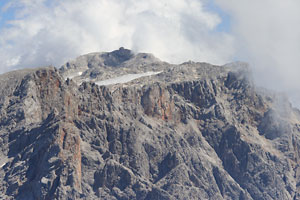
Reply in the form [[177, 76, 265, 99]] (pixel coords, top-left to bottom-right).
[[0, 0, 14, 28], [0, 0, 232, 34], [205, 1, 231, 33]]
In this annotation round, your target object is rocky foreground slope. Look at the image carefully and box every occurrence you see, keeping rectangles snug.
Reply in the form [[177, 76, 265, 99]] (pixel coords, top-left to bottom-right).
[[1, 48, 300, 199]]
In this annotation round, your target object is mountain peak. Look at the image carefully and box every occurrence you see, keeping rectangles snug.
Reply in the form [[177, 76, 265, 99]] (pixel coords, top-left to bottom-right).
[[0, 49, 300, 199]]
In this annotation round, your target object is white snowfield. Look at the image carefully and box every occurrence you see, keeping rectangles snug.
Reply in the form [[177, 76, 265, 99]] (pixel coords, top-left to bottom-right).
[[95, 71, 162, 86], [64, 71, 83, 80], [0, 156, 8, 168]]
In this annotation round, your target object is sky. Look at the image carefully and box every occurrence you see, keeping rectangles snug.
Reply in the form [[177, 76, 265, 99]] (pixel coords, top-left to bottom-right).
[[1, 0, 300, 106]]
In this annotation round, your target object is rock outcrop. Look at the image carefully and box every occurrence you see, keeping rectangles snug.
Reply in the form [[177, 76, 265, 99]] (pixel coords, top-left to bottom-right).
[[0, 48, 300, 199]]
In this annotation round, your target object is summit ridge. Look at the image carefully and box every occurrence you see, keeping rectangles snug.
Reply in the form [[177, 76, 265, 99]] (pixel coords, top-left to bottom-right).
[[0, 49, 300, 199]]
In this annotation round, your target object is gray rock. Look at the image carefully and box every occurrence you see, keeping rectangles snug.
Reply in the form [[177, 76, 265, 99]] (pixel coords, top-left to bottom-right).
[[0, 48, 300, 199]]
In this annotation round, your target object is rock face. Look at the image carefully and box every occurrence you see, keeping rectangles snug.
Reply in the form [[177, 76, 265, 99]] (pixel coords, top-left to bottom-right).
[[1, 48, 300, 199]]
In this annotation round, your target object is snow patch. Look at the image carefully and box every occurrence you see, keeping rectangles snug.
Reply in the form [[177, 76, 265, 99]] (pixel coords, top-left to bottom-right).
[[64, 71, 83, 80], [41, 177, 49, 185], [95, 71, 162, 86], [0, 157, 8, 168], [0, 162, 5, 168]]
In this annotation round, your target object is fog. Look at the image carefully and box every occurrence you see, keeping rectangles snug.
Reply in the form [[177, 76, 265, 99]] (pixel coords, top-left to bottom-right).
[[215, 0, 300, 106]]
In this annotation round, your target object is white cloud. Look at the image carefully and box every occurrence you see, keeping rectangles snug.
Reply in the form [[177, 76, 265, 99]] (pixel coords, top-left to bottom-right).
[[215, 0, 300, 106], [0, 0, 234, 73], [2, 0, 300, 106]]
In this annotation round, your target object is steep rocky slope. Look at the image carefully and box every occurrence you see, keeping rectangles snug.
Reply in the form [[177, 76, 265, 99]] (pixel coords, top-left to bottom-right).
[[1, 48, 300, 199]]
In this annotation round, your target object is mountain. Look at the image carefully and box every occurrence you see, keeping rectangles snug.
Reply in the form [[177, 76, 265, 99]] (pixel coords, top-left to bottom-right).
[[1, 47, 300, 199]]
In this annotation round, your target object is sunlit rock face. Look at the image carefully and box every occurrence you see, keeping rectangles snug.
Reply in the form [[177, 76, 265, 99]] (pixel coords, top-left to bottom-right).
[[1, 48, 300, 199]]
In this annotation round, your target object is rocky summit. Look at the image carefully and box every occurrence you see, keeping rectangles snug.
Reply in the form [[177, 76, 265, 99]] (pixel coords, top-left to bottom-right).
[[1, 48, 300, 199]]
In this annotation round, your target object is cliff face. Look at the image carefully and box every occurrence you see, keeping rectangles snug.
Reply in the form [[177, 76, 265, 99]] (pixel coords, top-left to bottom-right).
[[1, 48, 300, 199]]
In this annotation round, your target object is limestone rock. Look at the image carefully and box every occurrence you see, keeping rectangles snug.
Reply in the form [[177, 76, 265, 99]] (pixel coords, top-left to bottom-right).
[[0, 49, 300, 199]]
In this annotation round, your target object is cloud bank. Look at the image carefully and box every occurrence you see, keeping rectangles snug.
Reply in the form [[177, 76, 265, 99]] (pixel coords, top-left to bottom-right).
[[0, 0, 234, 73], [215, 0, 300, 105], [1, 0, 300, 106]]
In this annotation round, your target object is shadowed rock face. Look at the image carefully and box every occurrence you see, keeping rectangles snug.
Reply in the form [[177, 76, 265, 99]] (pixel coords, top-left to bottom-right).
[[1, 49, 300, 199]]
